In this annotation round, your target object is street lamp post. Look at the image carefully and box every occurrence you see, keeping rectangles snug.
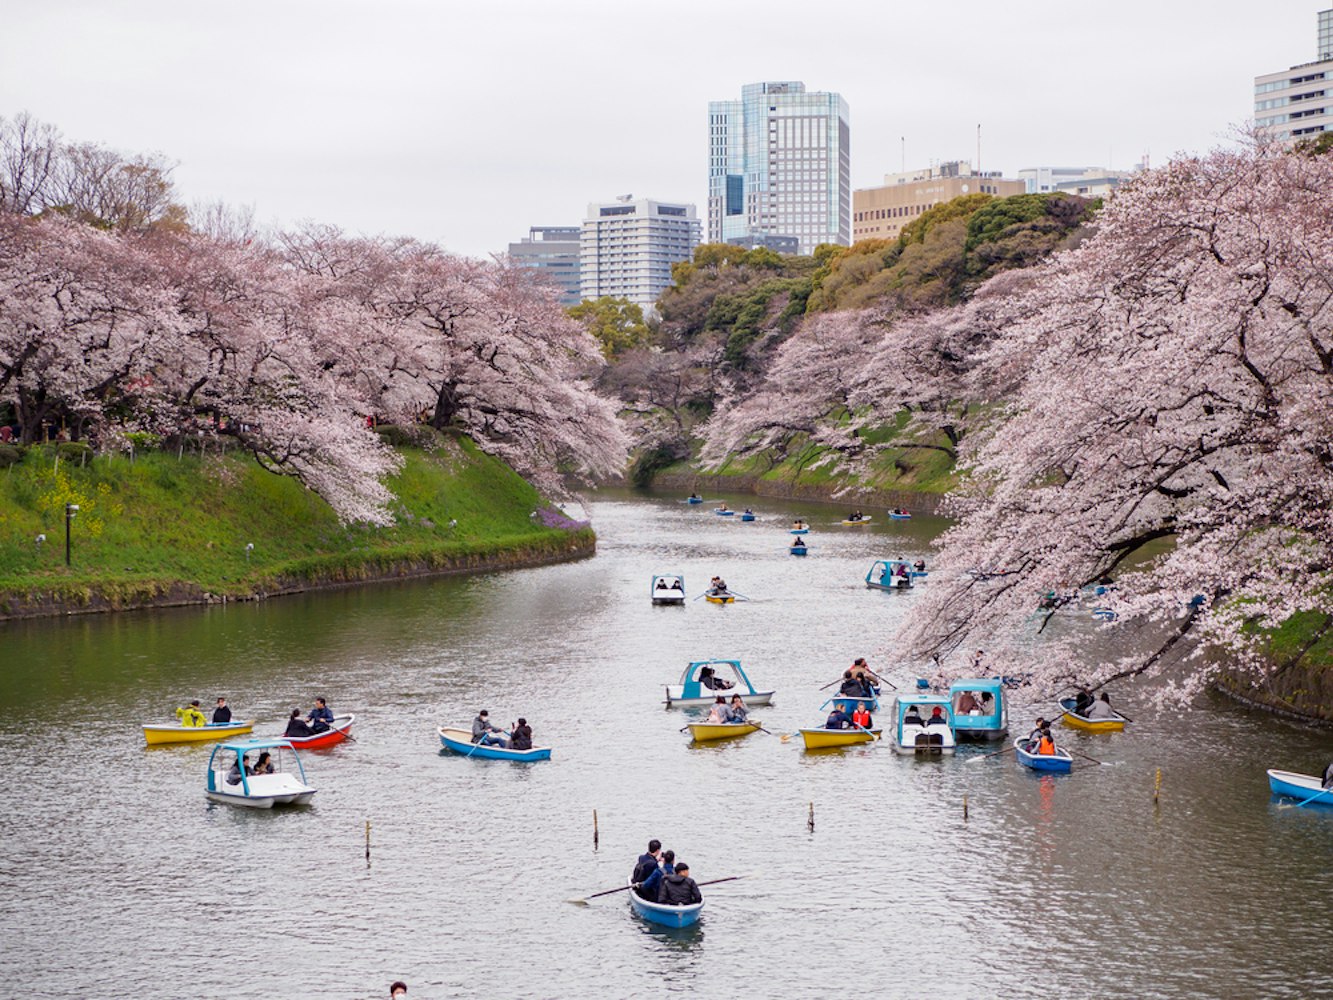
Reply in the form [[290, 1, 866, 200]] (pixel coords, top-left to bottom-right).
[[65, 503, 79, 567]]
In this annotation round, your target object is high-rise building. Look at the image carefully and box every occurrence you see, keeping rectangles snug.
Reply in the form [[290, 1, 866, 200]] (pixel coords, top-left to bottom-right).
[[708, 81, 850, 255], [507, 226, 582, 306], [579, 197, 700, 311], [852, 161, 1025, 243], [1254, 8, 1333, 142]]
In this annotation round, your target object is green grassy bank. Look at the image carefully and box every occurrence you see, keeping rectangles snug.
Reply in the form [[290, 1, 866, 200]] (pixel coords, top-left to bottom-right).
[[0, 432, 592, 619]]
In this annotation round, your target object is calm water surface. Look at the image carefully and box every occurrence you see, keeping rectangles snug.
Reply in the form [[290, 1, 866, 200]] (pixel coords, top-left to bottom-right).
[[1, 490, 1330, 999]]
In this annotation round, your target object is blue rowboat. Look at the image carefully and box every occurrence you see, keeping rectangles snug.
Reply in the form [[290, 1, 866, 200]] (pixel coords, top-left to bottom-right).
[[685, 496, 703, 504], [789, 544, 808, 556], [438, 727, 551, 762], [1267, 769, 1333, 807], [888, 511, 912, 520], [628, 881, 702, 927], [714, 508, 735, 517], [1015, 737, 1073, 773], [740, 512, 755, 522]]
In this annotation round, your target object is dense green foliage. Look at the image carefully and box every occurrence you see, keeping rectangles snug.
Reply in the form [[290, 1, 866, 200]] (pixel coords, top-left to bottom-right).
[[0, 432, 579, 600], [566, 296, 652, 359]]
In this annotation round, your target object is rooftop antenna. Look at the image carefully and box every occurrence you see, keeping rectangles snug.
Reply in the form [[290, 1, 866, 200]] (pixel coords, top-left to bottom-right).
[[976, 123, 981, 176], [901, 136, 905, 173]]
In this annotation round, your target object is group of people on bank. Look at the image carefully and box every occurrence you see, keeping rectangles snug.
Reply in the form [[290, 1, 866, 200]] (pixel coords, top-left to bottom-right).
[[630, 839, 702, 906]]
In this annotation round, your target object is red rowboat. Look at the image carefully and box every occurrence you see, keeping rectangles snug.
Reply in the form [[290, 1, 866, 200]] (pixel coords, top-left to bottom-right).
[[278, 714, 355, 750]]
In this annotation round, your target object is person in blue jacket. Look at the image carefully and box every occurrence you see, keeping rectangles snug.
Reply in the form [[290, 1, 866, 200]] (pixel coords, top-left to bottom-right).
[[825, 706, 851, 730], [307, 697, 334, 733], [638, 849, 676, 900]]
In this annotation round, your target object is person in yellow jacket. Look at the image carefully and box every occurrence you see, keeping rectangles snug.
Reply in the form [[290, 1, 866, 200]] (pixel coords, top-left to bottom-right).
[[175, 700, 207, 727]]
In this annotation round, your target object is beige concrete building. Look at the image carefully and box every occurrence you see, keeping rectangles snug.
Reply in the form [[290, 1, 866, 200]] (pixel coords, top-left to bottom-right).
[[852, 161, 1025, 242], [1254, 9, 1333, 143]]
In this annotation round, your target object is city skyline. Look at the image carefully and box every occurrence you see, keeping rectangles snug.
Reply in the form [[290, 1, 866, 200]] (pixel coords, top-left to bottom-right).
[[0, 0, 1323, 260]]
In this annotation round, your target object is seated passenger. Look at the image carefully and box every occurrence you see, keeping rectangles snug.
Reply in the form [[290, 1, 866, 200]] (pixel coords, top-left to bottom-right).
[[1026, 717, 1048, 742], [252, 751, 275, 775], [825, 706, 851, 730], [1086, 694, 1116, 720], [903, 705, 924, 727], [1323, 760, 1333, 790], [226, 754, 253, 785], [927, 706, 948, 726], [838, 671, 862, 697], [851, 702, 873, 730], [956, 691, 980, 714], [670, 579, 684, 591], [176, 701, 207, 727], [657, 863, 702, 906], [1036, 728, 1056, 755], [471, 710, 509, 748], [707, 697, 729, 724], [726, 695, 749, 723], [698, 666, 734, 691], [793, 537, 806, 548], [914, 559, 926, 572], [307, 697, 334, 734], [656, 579, 669, 590], [285, 709, 315, 738], [1073, 688, 1094, 716], [510, 718, 533, 751]]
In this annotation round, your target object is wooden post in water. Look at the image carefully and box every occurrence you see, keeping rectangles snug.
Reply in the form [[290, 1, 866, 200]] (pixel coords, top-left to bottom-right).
[[593, 809, 599, 850], [365, 819, 371, 864], [1153, 768, 1162, 807], [963, 793, 969, 821], [807, 801, 815, 832]]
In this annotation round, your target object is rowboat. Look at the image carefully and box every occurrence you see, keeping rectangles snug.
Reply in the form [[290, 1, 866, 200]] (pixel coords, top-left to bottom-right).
[[790, 523, 809, 534], [890, 695, 956, 755], [664, 659, 774, 708], [438, 727, 552, 762], [277, 714, 355, 750], [1266, 769, 1333, 807], [144, 720, 255, 745], [651, 573, 686, 605], [205, 739, 316, 808], [740, 511, 756, 522], [789, 543, 808, 556], [949, 679, 1008, 742], [799, 727, 880, 749], [1015, 737, 1073, 773], [1057, 696, 1128, 732], [714, 508, 735, 517], [865, 559, 914, 591], [687, 720, 761, 742], [685, 496, 703, 504], [841, 517, 873, 525], [705, 592, 735, 604], [628, 880, 702, 927], [888, 510, 912, 519]]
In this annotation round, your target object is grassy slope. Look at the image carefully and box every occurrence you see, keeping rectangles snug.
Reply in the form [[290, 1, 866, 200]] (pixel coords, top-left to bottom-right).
[[0, 434, 586, 605]]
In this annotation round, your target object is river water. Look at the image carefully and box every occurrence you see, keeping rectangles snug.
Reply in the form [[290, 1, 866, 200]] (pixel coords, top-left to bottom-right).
[[1, 490, 1329, 999]]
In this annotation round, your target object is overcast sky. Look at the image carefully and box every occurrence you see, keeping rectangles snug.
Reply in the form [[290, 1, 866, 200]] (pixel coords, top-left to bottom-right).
[[2, 0, 1324, 258]]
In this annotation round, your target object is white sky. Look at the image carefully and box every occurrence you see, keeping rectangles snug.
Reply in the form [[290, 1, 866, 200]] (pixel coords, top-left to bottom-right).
[[2, 0, 1323, 258]]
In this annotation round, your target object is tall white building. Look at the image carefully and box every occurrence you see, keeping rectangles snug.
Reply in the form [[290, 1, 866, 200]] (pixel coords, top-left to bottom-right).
[[579, 198, 700, 311], [708, 81, 850, 255], [1254, 8, 1333, 142]]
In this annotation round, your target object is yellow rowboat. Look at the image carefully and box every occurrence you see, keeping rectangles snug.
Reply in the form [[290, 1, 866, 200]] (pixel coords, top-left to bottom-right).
[[1057, 697, 1128, 733], [688, 721, 761, 742], [143, 721, 255, 746], [705, 593, 736, 604], [840, 517, 873, 526], [799, 727, 881, 749]]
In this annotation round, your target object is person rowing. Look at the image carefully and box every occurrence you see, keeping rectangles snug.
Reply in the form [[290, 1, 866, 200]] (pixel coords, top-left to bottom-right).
[[726, 694, 749, 723], [176, 701, 207, 727]]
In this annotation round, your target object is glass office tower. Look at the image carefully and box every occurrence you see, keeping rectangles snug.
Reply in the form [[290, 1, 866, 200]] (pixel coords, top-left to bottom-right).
[[707, 81, 850, 255]]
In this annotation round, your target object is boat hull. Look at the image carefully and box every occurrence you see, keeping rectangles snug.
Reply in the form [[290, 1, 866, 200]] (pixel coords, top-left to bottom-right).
[[144, 721, 255, 745], [1015, 738, 1073, 773], [954, 726, 1009, 743], [740, 514, 755, 522], [800, 728, 880, 749], [789, 528, 809, 535], [664, 690, 775, 709], [714, 510, 735, 517], [277, 715, 354, 750], [629, 886, 703, 927], [1267, 769, 1333, 806], [866, 580, 911, 591], [688, 721, 760, 742], [789, 547, 807, 556], [705, 595, 735, 604], [1057, 697, 1127, 732], [686, 498, 703, 504], [438, 727, 551, 761], [888, 513, 911, 520], [841, 518, 873, 525], [652, 596, 686, 605], [205, 789, 317, 808]]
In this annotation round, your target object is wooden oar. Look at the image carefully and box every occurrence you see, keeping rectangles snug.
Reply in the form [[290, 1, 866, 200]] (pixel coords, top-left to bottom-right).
[[1065, 746, 1104, 765], [1278, 783, 1333, 810], [967, 744, 1017, 764], [567, 872, 751, 905], [727, 590, 753, 601]]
